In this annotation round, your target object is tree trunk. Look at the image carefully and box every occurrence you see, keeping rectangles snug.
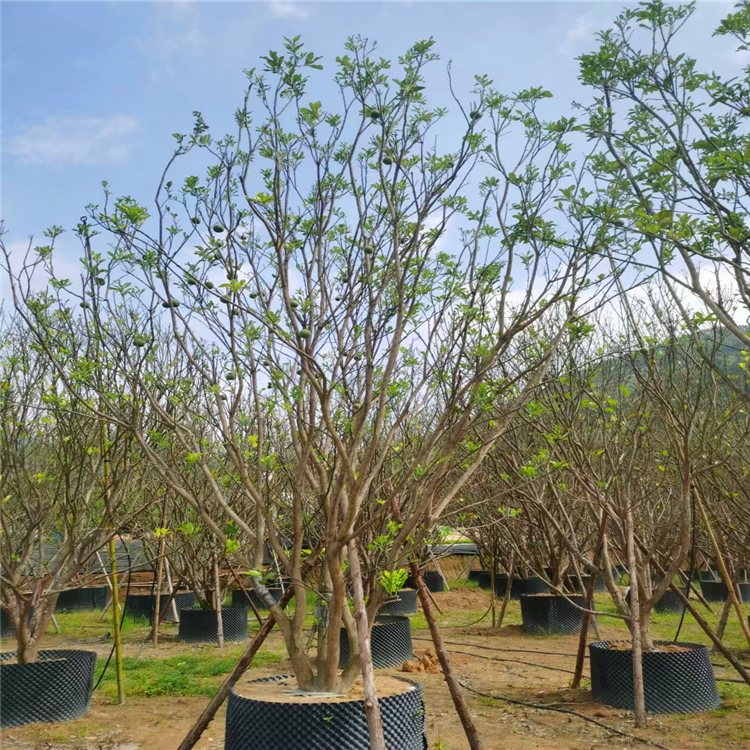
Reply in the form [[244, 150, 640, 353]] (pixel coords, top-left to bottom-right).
[[496, 551, 514, 630], [213, 553, 224, 649], [626, 505, 646, 728], [347, 539, 386, 750]]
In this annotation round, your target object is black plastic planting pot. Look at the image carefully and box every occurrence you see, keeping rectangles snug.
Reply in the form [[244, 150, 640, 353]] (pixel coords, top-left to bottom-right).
[[468, 570, 492, 588], [626, 589, 687, 614], [178, 606, 248, 643], [55, 586, 108, 612], [496, 575, 550, 599], [564, 574, 606, 594], [0, 607, 34, 638], [231, 587, 284, 611], [700, 580, 750, 603], [379, 588, 418, 616], [0, 649, 97, 728], [407, 570, 446, 593], [520, 594, 589, 636], [125, 591, 196, 623], [339, 616, 414, 668], [225, 675, 427, 750], [589, 640, 720, 713]]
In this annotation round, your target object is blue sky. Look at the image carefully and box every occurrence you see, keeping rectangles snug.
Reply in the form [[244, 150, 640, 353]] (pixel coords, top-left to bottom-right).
[[2, 0, 745, 267]]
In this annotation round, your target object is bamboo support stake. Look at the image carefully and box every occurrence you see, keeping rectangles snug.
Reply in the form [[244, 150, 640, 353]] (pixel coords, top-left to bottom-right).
[[692, 486, 750, 647]]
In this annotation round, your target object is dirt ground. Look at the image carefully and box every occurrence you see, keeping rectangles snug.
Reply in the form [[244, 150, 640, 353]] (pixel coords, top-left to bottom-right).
[[2, 587, 749, 750]]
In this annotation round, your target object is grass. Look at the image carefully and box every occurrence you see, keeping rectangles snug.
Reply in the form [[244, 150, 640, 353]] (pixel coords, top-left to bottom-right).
[[94, 647, 284, 700]]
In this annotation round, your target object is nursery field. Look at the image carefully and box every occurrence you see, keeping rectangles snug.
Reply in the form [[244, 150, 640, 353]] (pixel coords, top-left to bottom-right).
[[2, 582, 749, 750]]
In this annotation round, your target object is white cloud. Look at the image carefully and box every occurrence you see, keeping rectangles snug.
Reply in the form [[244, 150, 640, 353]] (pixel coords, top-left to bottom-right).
[[559, 15, 598, 55], [133, 2, 204, 79], [7, 115, 139, 167], [266, 0, 309, 20]]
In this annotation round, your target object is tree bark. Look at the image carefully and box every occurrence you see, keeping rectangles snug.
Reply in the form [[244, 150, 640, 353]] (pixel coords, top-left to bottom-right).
[[348, 539, 386, 750], [626, 505, 646, 728], [213, 553, 224, 649], [496, 551, 514, 630]]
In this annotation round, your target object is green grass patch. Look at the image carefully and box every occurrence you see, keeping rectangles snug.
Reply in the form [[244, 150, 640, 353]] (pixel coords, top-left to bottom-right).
[[94, 648, 283, 699]]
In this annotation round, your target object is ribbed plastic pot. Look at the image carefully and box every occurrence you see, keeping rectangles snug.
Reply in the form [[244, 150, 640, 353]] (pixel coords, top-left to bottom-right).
[[225, 674, 427, 750], [407, 570, 445, 593], [564, 574, 606, 594], [589, 640, 720, 713], [468, 570, 492, 589], [626, 588, 687, 614], [339, 616, 414, 668], [0, 607, 34, 638], [55, 586, 108, 612], [178, 606, 249, 643], [496, 575, 550, 599], [231, 587, 284, 611], [125, 591, 196, 623], [699, 569, 719, 582], [520, 594, 589, 635], [0, 649, 97, 728], [700, 580, 750, 603], [379, 589, 418, 616]]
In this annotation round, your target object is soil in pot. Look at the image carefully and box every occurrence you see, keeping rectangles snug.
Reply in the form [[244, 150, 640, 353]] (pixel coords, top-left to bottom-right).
[[226, 674, 426, 750], [0, 649, 97, 728], [178, 606, 248, 643], [589, 640, 720, 713], [339, 615, 414, 668], [231, 586, 284, 611], [378, 588, 418, 616], [520, 593, 591, 636], [55, 586, 108, 612]]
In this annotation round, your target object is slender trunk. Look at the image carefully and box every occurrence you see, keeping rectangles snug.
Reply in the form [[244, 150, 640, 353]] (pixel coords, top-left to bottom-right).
[[573, 514, 607, 688], [213, 553, 224, 649], [626, 505, 646, 728], [347, 539, 386, 750], [496, 551, 514, 630], [151, 498, 168, 648], [693, 486, 750, 647], [714, 597, 733, 646]]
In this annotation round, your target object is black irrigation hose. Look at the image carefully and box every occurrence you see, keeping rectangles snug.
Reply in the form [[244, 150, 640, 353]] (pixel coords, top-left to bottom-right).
[[92, 535, 132, 692], [412, 600, 494, 632], [417, 636, 747, 684], [458, 681, 675, 750]]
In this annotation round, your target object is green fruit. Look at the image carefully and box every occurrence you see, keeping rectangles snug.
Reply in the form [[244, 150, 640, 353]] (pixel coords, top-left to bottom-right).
[[353, 403, 362, 410], [220, 394, 228, 401], [191, 217, 201, 225], [368, 108, 381, 119], [95, 277, 105, 286], [133, 336, 147, 348], [382, 156, 393, 166], [205, 281, 215, 290], [364, 245, 374, 255], [161, 302, 170, 309], [226, 372, 236, 381], [250, 292, 258, 299], [335, 296, 341, 302], [220, 296, 231, 304], [262, 360, 271, 367], [299, 329, 312, 339], [171, 300, 180, 308], [213, 224, 225, 233], [186, 276, 198, 286], [290, 300, 299, 309], [80, 302, 90, 309], [470, 110, 481, 120]]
